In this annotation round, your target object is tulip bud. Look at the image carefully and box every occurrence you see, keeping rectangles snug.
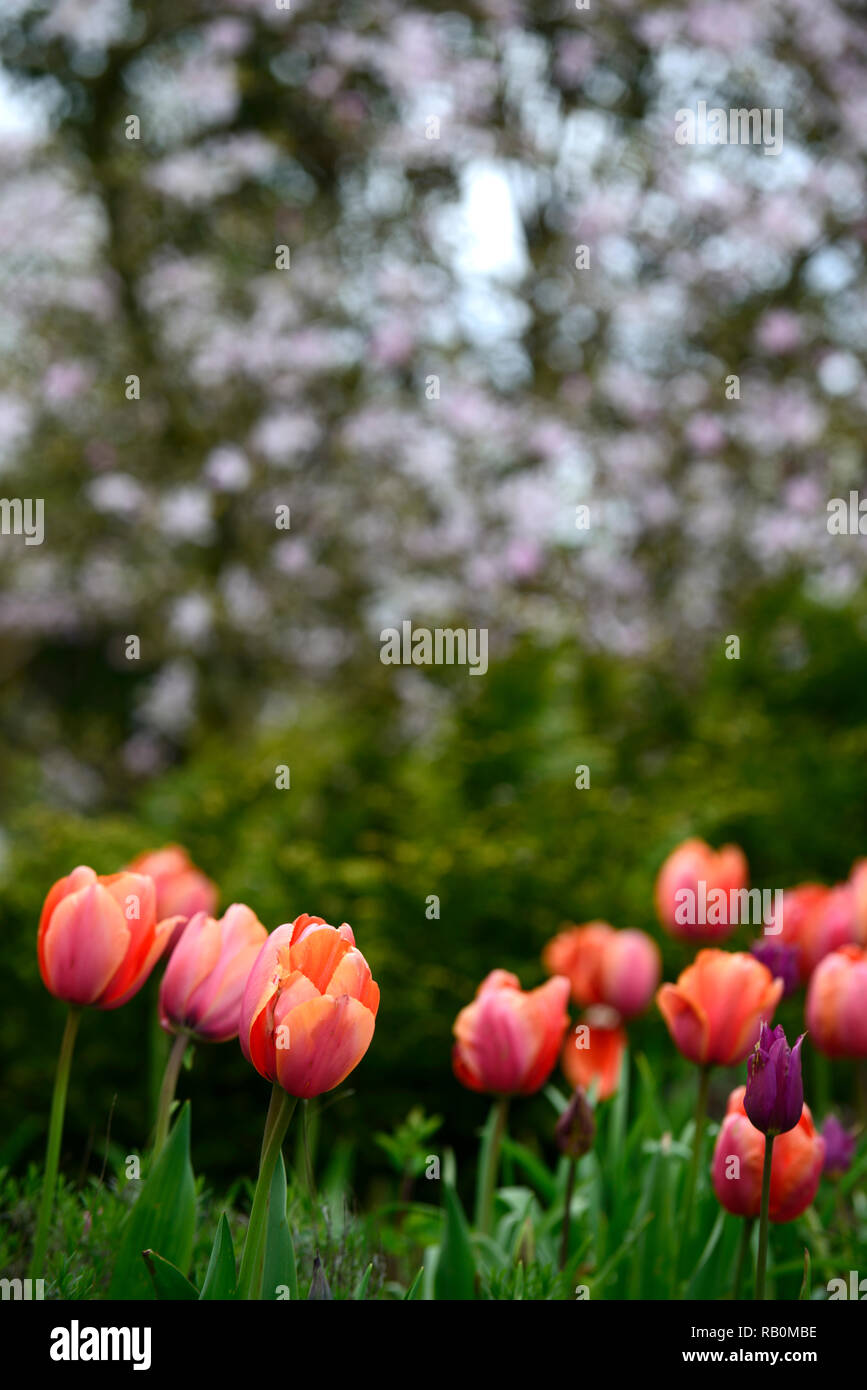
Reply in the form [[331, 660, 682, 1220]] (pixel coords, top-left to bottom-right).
[[821, 1116, 857, 1179], [744, 1023, 804, 1136], [307, 1257, 334, 1300], [555, 1086, 595, 1160]]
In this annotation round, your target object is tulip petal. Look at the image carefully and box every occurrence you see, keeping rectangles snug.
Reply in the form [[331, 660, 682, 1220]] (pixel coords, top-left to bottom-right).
[[41, 883, 130, 1005], [274, 994, 376, 1097]]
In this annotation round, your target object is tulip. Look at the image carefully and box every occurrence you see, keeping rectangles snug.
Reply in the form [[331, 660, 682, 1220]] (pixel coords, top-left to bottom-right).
[[767, 883, 857, 983], [453, 969, 570, 1234], [749, 939, 800, 998], [153, 904, 268, 1155], [160, 904, 268, 1044], [656, 949, 783, 1068], [712, 1086, 825, 1223], [240, 914, 379, 1098], [556, 1086, 596, 1269], [128, 845, 218, 953], [744, 1023, 804, 1137], [543, 923, 660, 1020], [542, 922, 614, 1008], [657, 949, 782, 1280], [560, 1005, 627, 1101], [237, 913, 379, 1300], [598, 929, 661, 1020], [38, 865, 178, 1009], [31, 864, 181, 1281], [820, 1116, 856, 1178], [850, 859, 867, 945], [805, 944, 867, 1058], [655, 837, 748, 943]]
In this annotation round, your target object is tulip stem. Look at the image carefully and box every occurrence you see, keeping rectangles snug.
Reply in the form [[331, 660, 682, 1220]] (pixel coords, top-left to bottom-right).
[[559, 1156, 577, 1271], [29, 1006, 81, 1280], [478, 1097, 509, 1236], [732, 1218, 753, 1300], [755, 1135, 775, 1300], [153, 1032, 190, 1159], [239, 1085, 297, 1300], [677, 1065, 711, 1277]]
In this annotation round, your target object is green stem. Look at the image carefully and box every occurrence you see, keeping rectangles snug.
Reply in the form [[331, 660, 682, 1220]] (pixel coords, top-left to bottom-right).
[[29, 1006, 81, 1279], [755, 1134, 775, 1300], [733, 1217, 753, 1301], [677, 1065, 711, 1276], [478, 1096, 509, 1236], [153, 1032, 190, 1159], [559, 1156, 577, 1270], [238, 1085, 297, 1300]]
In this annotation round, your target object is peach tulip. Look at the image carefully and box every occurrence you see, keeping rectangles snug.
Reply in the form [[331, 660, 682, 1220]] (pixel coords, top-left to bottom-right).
[[712, 1086, 825, 1223], [655, 837, 748, 943], [453, 969, 570, 1096], [561, 1005, 626, 1100], [656, 949, 783, 1067], [128, 845, 218, 952], [159, 904, 268, 1042], [38, 865, 180, 1009], [805, 944, 867, 1058], [240, 914, 379, 1098], [542, 922, 614, 1007]]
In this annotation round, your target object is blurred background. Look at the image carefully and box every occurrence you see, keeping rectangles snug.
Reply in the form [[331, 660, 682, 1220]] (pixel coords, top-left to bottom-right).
[[1, 0, 867, 1196]]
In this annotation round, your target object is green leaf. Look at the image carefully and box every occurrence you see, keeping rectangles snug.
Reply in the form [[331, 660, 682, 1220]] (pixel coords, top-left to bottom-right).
[[354, 1262, 373, 1300], [434, 1179, 476, 1301], [260, 1151, 298, 1301], [500, 1136, 557, 1205], [142, 1249, 199, 1301], [404, 1266, 424, 1300], [799, 1247, 812, 1301], [109, 1102, 196, 1300], [200, 1212, 237, 1300]]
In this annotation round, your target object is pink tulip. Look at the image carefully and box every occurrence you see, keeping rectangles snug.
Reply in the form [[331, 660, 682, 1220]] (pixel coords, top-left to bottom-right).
[[240, 914, 379, 1098], [452, 969, 570, 1096], [159, 904, 268, 1042], [850, 860, 867, 945], [38, 865, 179, 1009], [597, 928, 661, 1020], [769, 883, 857, 982], [655, 837, 748, 943], [128, 845, 218, 952], [805, 945, 867, 1058], [712, 1086, 824, 1223]]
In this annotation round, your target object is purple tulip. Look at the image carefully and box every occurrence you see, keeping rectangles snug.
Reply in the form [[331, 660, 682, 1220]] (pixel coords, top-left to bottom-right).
[[821, 1116, 856, 1178], [744, 1022, 805, 1136], [749, 939, 800, 999], [555, 1085, 596, 1159]]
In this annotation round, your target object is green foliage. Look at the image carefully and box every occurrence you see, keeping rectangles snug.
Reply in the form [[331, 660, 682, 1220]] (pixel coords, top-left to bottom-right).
[[108, 1104, 196, 1300]]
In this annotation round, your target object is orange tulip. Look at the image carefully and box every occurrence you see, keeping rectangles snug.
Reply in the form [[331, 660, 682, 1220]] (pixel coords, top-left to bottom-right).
[[561, 1005, 626, 1100], [805, 944, 867, 1058], [655, 837, 748, 943], [712, 1086, 825, 1222], [543, 923, 660, 1020], [452, 969, 570, 1096], [656, 949, 783, 1067], [38, 865, 180, 1009], [128, 845, 218, 952], [159, 904, 268, 1042], [240, 914, 379, 1098], [542, 922, 614, 1007]]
